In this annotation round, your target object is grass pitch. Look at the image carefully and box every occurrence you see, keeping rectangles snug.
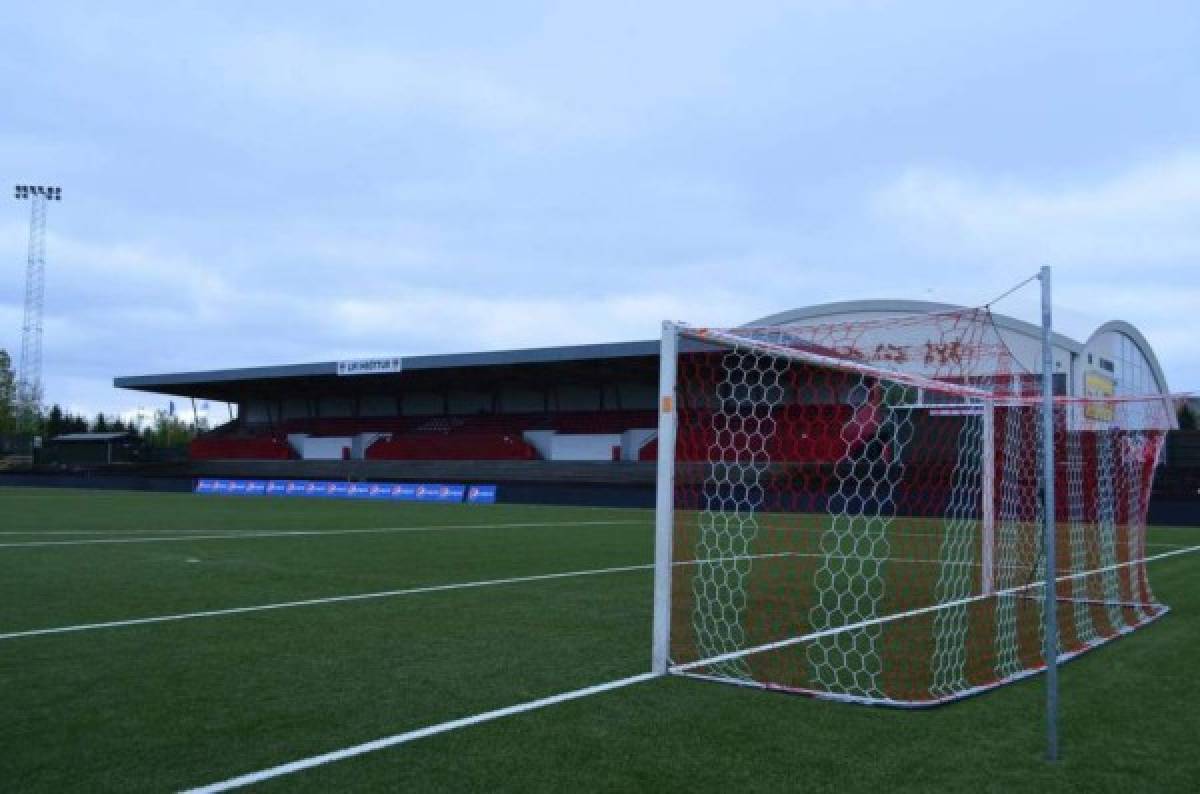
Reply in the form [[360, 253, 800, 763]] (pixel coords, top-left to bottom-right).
[[1, 487, 1197, 792]]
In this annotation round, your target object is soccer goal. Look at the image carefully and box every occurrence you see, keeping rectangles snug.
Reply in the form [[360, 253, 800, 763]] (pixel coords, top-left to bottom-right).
[[651, 291, 1172, 709]]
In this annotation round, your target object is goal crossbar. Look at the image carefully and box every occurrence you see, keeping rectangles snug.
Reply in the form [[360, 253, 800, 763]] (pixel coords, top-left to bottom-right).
[[685, 326, 996, 401]]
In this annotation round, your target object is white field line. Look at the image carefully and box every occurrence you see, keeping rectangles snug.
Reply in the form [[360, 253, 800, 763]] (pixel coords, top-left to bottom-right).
[[0, 520, 648, 549], [0, 550, 982, 641], [0, 526, 1186, 542], [180, 672, 661, 794], [0, 515, 1187, 543], [0, 563, 653, 641], [672, 543, 1200, 673], [0, 506, 651, 536], [2, 546, 1182, 642], [182, 543, 1200, 792], [0, 530, 291, 537]]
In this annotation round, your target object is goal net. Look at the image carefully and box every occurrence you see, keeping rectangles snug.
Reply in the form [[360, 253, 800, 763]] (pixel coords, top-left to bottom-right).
[[654, 309, 1171, 706]]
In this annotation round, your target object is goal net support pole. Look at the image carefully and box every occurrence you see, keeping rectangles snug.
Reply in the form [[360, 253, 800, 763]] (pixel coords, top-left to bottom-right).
[[652, 321, 679, 675], [981, 401, 996, 595], [1040, 265, 1060, 761]]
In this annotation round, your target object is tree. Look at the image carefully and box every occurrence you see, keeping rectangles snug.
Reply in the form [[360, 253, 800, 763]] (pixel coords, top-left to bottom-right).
[[44, 404, 66, 438], [0, 349, 14, 436], [93, 413, 109, 433], [143, 411, 194, 449]]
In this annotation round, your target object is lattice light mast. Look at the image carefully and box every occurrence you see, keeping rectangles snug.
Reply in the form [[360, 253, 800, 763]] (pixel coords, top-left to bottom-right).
[[12, 184, 61, 432]]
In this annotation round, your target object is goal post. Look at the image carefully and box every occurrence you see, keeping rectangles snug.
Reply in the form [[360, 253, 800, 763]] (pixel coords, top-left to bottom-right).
[[652, 321, 679, 675], [652, 307, 1171, 708], [981, 399, 996, 596]]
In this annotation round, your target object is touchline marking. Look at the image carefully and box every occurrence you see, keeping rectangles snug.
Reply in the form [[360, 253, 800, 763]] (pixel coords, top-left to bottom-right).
[[0, 520, 648, 549], [180, 672, 660, 794]]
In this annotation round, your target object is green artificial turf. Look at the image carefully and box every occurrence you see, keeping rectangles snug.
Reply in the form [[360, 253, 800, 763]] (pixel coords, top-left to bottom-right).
[[0, 487, 1196, 792]]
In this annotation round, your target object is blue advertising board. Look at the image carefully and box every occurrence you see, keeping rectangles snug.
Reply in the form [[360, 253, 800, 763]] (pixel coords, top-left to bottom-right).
[[466, 485, 498, 504], [194, 479, 489, 505], [414, 484, 465, 503], [326, 482, 350, 499], [390, 484, 417, 501]]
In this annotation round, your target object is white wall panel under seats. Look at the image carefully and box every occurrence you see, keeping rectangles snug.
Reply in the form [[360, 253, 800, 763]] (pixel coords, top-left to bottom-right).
[[300, 436, 353, 460], [352, 433, 389, 460], [621, 428, 657, 461], [522, 430, 555, 460], [550, 433, 622, 461]]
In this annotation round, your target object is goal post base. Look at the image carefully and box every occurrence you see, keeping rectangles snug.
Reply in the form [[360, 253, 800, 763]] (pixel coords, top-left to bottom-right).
[[669, 603, 1170, 709]]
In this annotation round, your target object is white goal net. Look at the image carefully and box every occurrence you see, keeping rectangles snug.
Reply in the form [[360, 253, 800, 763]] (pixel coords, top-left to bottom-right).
[[652, 307, 1172, 706]]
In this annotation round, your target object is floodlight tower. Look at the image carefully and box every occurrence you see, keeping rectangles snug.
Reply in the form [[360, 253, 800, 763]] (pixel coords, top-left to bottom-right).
[[12, 185, 61, 432]]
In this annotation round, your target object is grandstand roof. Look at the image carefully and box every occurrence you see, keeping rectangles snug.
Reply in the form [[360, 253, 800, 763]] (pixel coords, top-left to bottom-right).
[[115, 301, 1170, 401], [114, 340, 662, 401]]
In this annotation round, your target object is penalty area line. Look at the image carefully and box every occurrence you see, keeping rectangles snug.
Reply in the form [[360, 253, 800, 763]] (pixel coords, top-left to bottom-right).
[[181, 671, 660, 794]]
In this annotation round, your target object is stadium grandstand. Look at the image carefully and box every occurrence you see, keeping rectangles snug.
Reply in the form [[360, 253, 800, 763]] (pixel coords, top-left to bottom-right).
[[112, 300, 1180, 506]]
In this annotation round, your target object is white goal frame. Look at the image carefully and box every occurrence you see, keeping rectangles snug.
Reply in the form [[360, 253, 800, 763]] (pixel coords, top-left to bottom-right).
[[653, 269, 1069, 759]]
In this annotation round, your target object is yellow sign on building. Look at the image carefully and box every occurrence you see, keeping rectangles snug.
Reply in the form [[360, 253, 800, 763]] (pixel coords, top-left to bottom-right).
[[1084, 372, 1115, 421]]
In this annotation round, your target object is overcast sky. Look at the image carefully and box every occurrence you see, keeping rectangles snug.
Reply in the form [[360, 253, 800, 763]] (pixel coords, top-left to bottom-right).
[[2, 1, 1197, 416]]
